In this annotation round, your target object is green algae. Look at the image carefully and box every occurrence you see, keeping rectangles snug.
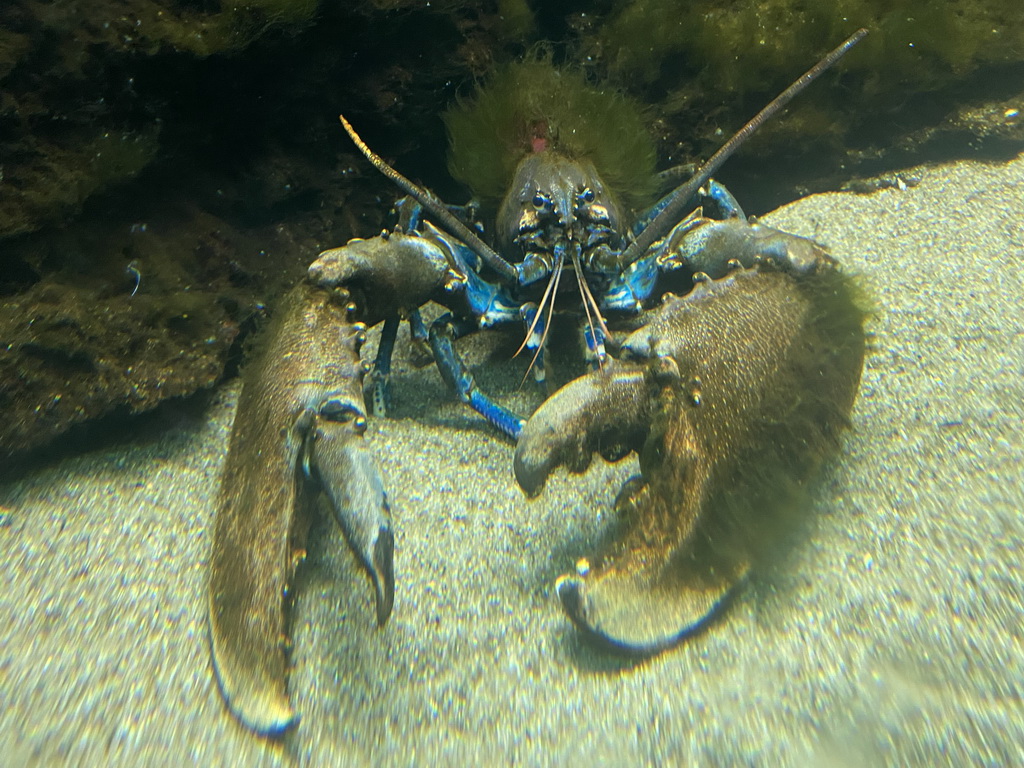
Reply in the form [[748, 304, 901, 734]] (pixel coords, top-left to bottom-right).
[[444, 58, 658, 212], [0, 127, 160, 239], [31, 0, 321, 59], [160, 0, 320, 57], [1, 0, 321, 239], [595, 0, 1024, 97], [495, 0, 535, 42], [0, 28, 31, 79]]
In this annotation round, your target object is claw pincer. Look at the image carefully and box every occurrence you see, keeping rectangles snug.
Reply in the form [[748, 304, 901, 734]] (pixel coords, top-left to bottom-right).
[[516, 238, 866, 656], [208, 282, 393, 736]]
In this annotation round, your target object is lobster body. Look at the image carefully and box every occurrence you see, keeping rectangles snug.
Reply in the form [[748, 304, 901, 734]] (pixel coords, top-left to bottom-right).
[[209, 31, 868, 734]]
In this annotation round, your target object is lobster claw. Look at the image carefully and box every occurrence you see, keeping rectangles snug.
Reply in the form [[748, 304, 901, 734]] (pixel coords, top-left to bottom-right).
[[516, 261, 865, 657], [515, 354, 747, 656], [208, 284, 394, 737], [304, 407, 395, 627], [553, 562, 748, 657]]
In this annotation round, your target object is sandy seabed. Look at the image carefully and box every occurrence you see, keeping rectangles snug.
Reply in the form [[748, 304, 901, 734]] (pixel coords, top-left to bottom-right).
[[2, 154, 1023, 767]]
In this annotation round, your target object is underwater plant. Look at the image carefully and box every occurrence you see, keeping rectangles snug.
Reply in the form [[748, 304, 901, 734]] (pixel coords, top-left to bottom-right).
[[594, 0, 1024, 96], [443, 57, 658, 215]]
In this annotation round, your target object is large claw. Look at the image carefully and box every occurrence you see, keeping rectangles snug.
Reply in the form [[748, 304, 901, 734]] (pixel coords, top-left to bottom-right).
[[208, 282, 392, 736], [516, 260, 865, 656]]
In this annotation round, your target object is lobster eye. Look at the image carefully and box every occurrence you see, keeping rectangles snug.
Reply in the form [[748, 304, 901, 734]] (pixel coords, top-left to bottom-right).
[[581, 188, 595, 203], [532, 193, 546, 210]]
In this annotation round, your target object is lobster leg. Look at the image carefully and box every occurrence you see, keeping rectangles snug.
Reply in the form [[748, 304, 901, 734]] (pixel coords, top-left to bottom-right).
[[628, 178, 745, 239], [369, 315, 400, 416], [429, 313, 526, 438], [699, 179, 745, 220], [517, 302, 550, 384], [408, 308, 430, 354]]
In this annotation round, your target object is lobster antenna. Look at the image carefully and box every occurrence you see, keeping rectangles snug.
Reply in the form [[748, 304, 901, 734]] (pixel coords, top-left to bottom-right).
[[520, 251, 564, 386], [621, 27, 868, 266], [339, 115, 518, 283]]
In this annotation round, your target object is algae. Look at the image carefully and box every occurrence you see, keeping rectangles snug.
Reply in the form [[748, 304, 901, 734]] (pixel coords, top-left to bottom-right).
[[0, 28, 31, 79], [572, 0, 1024, 204], [594, 0, 1024, 97], [496, 0, 535, 42], [32, 0, 320, 59], [444, 57, 657, 212], [1, 0, 321, 239], [0, 127, 160, 239]]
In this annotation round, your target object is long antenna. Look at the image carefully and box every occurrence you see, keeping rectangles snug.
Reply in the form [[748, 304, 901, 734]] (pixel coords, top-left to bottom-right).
[[339, 115, 518, 283], [620, 27, 868, 266]]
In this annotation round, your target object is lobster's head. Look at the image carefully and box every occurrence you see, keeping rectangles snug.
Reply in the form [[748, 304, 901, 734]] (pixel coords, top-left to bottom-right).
[[496, 151, 624, 281], [495, 151, 624, 368]]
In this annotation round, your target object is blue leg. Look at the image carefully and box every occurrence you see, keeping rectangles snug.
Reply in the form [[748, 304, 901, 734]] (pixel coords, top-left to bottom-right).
[[370, 316, 400, 416], [429, 313, 525, 439], [600, 242, 674, 314], [603, 179, 748, 313], [445, 200, 481, 229], [393, 197, 422, 232], [700, 179, 746, 220], [406, 308, 433, 364], [583, 324, 607, 368], [409, 309, 427, 345], [602, 214, 832, 315], [394, 197, 481, 234], [629, 192, 678, 240], [628, 178, 746, 240]]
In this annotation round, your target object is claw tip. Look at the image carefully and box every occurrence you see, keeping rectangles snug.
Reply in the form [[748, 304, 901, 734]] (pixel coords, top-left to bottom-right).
[[372, 525, 395, 626]]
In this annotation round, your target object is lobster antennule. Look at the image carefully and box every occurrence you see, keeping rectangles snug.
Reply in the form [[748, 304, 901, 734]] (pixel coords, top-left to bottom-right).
[[339, 115, 518, 283], [620, 27, 868, 267]]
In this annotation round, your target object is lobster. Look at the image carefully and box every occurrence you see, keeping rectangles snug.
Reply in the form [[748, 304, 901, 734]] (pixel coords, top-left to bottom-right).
[[208, 29, 868, 735]]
